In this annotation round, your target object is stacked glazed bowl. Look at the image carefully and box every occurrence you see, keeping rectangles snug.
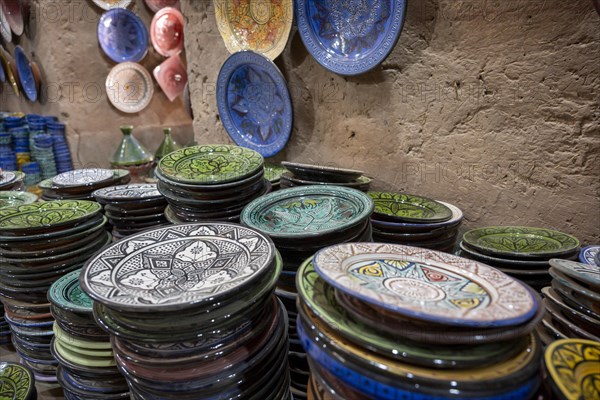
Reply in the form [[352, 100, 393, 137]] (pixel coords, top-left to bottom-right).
[[458, 226, 580, 292], [241, 185, 374, 399], [48, 269, 129, 399], [0, 200, 109, 381], [155, 145, 271, 224], [298, 243, 544, 400], [368, 192, 463, 252], [280, 161, 372, 192], [93, 183, 168, 240], [40, 169, 131, 201], [80, 223, 290, 399]]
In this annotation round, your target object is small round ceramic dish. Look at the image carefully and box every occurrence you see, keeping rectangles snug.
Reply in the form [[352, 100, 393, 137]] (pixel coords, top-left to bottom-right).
[[13, 46, 37, 102], [150, 7, 184, 57], [216, 51, 293, 157], [105, 62, 154, 113], [368, 192, 453, 223], [98, 8, 148, 63], [313, 243, 538, 328], [214, 0, 293, 60]]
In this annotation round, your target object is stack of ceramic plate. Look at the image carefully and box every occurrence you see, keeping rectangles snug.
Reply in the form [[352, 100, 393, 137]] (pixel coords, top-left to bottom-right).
[[0, 362, 37, 400], [536, 259, 600, 346], [299, 243, 544, 400], [0, 191, 37, 209], [579, 245, 600, 267], [80, 223, 291, 399], [155, 145, 271, 224], [93, 184, 168, 240], [0, 301, 9, 345], [39, 169, 131, 201], [0, 200, 109, 381], [0, 170, 25, 191], [542, 339, 599, 400], [459, 226, 581, 292], [280, 161, 372, 192], [264, 162, 288, 191], [48, 270, 129, 399], [241, 185, 374, 399], [368, 192, 462, 252]]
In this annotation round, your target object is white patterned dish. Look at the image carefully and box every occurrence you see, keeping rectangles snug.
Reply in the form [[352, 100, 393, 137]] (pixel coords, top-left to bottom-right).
[[52, 169, 114, 187]]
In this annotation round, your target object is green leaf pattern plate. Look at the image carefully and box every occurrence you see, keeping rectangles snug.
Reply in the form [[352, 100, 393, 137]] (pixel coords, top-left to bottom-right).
[[0, 362, 35, 400], [0, 201, 102, 231], [463, 226, 580, 258], [157, 145, 264, 184], [313, 243, 537, 327], [241, 185, 374, 238], [0, 191, 38, 209], [264, 163, 288, 183], [368, 192, 453, 223]]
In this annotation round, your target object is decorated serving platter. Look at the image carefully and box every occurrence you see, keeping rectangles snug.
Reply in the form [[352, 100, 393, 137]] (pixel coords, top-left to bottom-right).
[[544, 339, 600, 400], [52, 169, 114, 188], [369, 192, 453, 223], [214, 0, 293, 60], [0, 201, 102, 233], [0, 362, 35, 400], [463, 226, 580, 259], [93, 184, 162, 203], [313, 243, 538, 327], [0, 191, 36, 209], [550, 258, 600, 290], [80, 223, 276, 312], [295, 0, 407, 76], [241, 185, 374, 238], [371, 201, 463, 233], [216, 51, 292, 158], [158, 145, 264, 185]]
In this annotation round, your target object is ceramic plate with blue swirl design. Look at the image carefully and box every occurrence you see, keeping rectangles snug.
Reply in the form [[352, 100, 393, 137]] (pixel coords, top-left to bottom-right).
[[217, 51, 292, 158], [296, 0, 407, 76], [14, 46, 37, 102], [97, 9, 148, 63]]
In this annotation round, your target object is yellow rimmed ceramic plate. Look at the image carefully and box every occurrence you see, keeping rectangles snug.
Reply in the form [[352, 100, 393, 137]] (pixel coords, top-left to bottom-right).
[[544, 338, 600, 400], [214, 0, 293, 60], [0, 45, 19, 96]]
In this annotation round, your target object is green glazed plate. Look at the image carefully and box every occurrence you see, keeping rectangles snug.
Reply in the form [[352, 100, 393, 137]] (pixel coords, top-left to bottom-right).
[[463, 226, 580, 259], [368, 192, 452, 223], [241, 185, 374, 238], [0, 201, 102, 233], [48, 269, 94, 314], [296, 258, 525, 368], [157, 145, 264, 185], [0, 362, 35, 400], [53, 323, 112, 350], [0, 191, 38, 209], [264, 163, 288, 183]]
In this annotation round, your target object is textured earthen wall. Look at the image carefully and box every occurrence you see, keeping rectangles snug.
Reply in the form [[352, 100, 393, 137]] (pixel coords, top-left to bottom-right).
[[1, 0, 193, 168], [181, 0, 600, 244]]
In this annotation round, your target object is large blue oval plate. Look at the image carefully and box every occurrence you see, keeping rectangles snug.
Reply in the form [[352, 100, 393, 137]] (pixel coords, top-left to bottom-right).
[[98, 9, 148, 63], [295, 0, 407, 76], [14, 46, 37, 102], [217, 51, 293, 158]]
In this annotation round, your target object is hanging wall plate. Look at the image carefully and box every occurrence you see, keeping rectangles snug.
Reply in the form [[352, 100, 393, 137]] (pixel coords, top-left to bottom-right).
[[295, 0, 407, 76], [106, 62, 154, 113], [0, 0, 23, 36], [13, 46, 37, 102], [0, 4, 11, 43], [98, 8, 148, 63]]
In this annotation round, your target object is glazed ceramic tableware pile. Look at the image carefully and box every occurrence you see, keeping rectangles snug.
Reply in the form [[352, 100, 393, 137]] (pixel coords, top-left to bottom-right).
[[542, 339, 599, 400], [48, 269, 129, 400], [0, 170, 25, 191], [368, 192, 462, 252], [459, 226, 581, 292], [536, 259, 600, 345], [241, 185, 374, 398], [0, 362, 37, 400], [156, 145, 271, 224], [80, 223, 291, 399], [280, 161, 372, 192], [0, 190, 36, 209], [264, 162, 288, 191], [298, 243, 544, 400], [93, 184, 168, 240], [0, 200, 109, 381], [39, 169, 131, 201], [0, 301, 9, 345]]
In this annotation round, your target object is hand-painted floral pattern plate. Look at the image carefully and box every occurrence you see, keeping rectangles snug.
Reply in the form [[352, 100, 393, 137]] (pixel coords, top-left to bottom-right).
[[214, 0, 293, 60], [544, 339, 600, 400], [48, 269, 93, 314], [217, 51, 292, 158], [550, 258, 600, 290], [295, 0, 407, 76], [93, 184, 162, 202], [463, 226, 580, 259], [157, 145, 264, 185], [80, 223, 275, 312], [0, 201, 102, 232], [368, 192, 453, 223], [0, 362, 35, 400], [313, 243, 538, 327], [0, 191, 37, 209], [52, 169, 114, 188], [241, 185, 374, 238]]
